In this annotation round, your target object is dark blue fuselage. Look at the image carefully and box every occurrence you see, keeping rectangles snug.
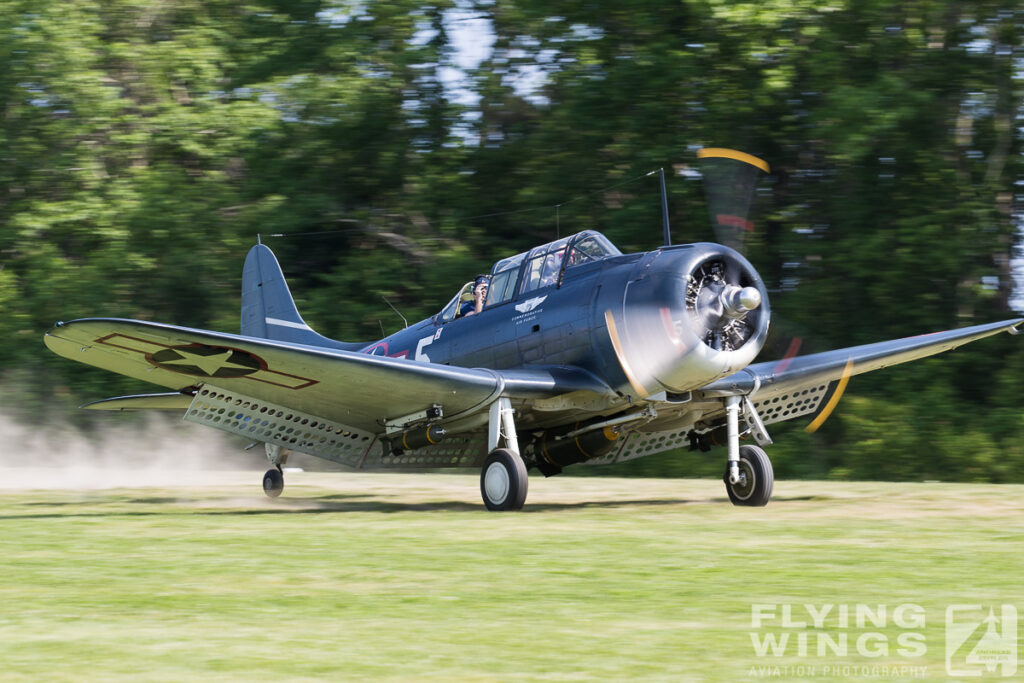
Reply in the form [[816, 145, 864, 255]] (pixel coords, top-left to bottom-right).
[[361, 253, 641, 382]]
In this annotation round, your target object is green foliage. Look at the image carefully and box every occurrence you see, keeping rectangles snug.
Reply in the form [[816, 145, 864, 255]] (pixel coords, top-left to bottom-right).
[[1, 1, 1021, 481]]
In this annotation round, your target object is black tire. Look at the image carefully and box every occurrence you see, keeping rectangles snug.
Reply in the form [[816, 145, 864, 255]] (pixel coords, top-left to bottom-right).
[[262, 467, 284, 498], [723, 445, 773, 507], [480, 448, 529, 511]]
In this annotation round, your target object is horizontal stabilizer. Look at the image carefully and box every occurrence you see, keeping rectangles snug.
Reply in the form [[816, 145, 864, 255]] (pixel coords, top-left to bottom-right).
[[82, 392, 195, 411]]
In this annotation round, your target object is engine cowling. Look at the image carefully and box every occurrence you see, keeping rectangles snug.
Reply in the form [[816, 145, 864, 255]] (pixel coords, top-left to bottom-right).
[[611, 244, 769, 396]]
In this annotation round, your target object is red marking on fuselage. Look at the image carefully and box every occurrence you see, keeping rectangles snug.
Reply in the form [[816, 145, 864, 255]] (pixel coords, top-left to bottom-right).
[[364, 342, 389, 356], [363, 341, 409, 359]]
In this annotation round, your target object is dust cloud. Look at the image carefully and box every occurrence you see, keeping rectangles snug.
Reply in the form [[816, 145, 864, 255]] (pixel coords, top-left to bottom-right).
[[0, 412, 259, 490]]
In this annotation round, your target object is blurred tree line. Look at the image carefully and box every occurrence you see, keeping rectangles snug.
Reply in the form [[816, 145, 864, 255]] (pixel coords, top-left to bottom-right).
[[1, 0, 1021, 481]]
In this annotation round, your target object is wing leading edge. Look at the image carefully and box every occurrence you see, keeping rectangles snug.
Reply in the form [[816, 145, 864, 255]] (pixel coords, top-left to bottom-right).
[[701, 317, 1023, 405]]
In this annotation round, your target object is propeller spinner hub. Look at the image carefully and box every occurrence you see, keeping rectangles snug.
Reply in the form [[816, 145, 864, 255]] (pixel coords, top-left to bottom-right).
[[721, 285, 762, 318]]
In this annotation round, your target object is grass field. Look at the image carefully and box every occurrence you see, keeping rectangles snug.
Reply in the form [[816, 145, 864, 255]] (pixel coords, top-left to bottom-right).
[[0, 470, 1021, 681]]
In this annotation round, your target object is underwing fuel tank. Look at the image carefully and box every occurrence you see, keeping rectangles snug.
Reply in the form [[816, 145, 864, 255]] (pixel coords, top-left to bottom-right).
[[607, 244, 770, 397]]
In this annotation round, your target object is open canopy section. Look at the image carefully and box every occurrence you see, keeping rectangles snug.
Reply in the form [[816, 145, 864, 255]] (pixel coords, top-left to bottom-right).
[[437, 230, 622, 322], [486, 230, 622, 307]]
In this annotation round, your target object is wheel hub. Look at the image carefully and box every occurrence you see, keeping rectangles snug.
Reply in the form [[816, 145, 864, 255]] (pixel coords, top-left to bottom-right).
[[484, 462, 510, 505], [729, 461, 756, 500]]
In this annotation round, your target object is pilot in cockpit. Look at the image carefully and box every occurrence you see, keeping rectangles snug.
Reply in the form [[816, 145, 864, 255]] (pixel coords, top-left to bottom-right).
[[459, 275, 490, 317]]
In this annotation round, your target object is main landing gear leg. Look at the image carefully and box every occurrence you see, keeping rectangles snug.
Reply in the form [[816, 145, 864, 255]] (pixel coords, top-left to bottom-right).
[[722, 396, 774, 507], [480, 398, 528, 511], [262, 443, 287, 498]]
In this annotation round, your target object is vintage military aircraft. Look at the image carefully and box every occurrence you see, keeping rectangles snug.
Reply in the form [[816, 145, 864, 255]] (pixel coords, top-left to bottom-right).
[[44, 150, 1022, 510]]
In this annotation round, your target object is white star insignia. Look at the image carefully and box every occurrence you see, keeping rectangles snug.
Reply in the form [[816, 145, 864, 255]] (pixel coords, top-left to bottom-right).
[[156, 347, 257, 376]]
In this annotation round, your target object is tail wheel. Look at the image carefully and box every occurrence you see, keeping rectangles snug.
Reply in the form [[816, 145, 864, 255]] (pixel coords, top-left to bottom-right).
[[480, 449, 528, 511], [262, 467, 284, 498], [724, 445, 773, 507]]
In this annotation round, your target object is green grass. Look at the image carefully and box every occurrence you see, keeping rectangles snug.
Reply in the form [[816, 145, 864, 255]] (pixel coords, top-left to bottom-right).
[[0, 472, 1021, 681]]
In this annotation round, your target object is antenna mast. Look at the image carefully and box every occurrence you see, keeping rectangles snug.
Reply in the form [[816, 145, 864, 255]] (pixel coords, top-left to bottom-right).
[[382, 296, 408, 329], [659, 167, 671, 246]]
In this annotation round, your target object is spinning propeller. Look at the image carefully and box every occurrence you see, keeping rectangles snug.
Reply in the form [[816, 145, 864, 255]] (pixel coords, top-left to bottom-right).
[[695, 148, 770, 252], [695, 148, 851, 433], [602, 147, 849, 432]]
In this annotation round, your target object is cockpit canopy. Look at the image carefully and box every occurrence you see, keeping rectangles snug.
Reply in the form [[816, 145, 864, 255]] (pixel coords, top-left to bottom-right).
[[485, 230, 621, 307], [438, 230, 621, 322]]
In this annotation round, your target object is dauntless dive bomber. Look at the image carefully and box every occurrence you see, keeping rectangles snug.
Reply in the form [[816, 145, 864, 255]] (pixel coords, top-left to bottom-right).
[[44, 150, 1023, 510]]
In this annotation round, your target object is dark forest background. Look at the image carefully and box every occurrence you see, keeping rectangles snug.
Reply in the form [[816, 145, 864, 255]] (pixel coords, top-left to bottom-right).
[[2, 1, 1022, 481]]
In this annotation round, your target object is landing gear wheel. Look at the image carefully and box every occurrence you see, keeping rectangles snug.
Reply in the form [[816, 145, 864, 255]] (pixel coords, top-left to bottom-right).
[[262, 467, 284, 498], [480, 449, 528, 511], [724, 445, 773, 507]]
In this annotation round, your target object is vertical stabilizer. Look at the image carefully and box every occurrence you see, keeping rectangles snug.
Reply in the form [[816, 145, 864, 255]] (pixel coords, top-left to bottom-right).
[[241, 245, 364, 350]]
